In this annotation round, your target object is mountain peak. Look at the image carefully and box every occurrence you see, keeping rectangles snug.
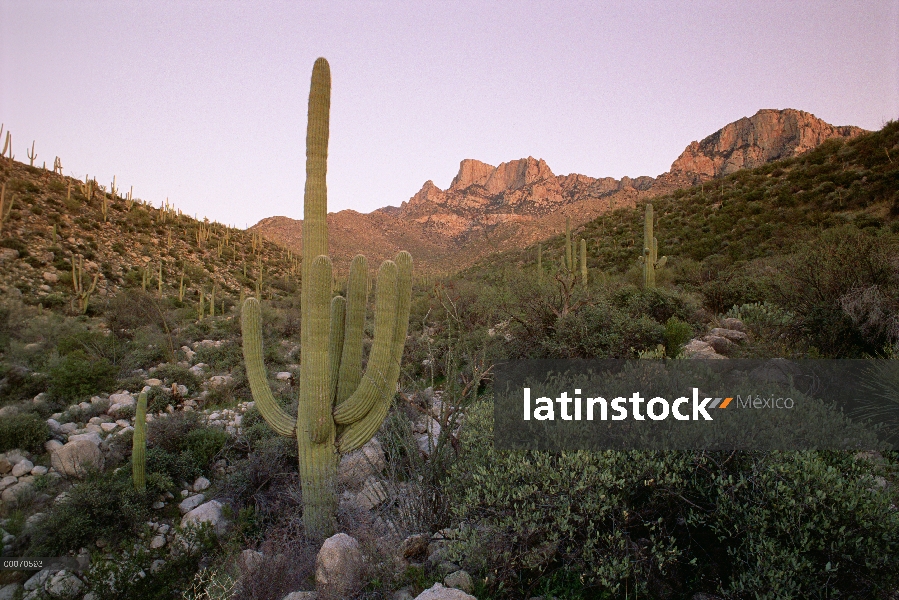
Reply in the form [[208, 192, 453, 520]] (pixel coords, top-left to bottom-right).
[[668, 108, 868, 180]]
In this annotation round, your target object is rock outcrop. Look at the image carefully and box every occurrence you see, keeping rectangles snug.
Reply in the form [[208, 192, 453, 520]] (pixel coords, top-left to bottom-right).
[[252, 109, 868, 274], [663, 108, 866, 183]]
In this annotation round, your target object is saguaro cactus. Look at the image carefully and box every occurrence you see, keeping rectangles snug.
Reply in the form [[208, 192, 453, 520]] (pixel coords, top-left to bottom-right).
[[132, 391, 148, 491], [639, 203, 666, 288], [580, 237, 588, 284], [241, 57, 413, 540], [565, 217, 573, 271], [537, 243, 543, 284], [27, 141, 37, 166], [0, 182, 13, 236]]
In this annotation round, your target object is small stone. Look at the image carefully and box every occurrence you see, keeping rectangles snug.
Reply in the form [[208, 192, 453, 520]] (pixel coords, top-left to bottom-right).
[[150, 535, 167, 549], [150, 559, 166, 573], [0, 458, 10, 475], [282, 592, 318, 600], [100, 422, 117, 432], [30, 465, 48, 476], [192, 476, 211, 492], [11, 459, 34, 477], [413, 582, 476, 600], [720, 318, 746, 332], [42, 271, 59, 283], [181, 500, 228, 536], [276, 372, 293, 381], [179, 493, 206, 514], [443, 570, 473, 593], [401, 533, 429, 559], [0, 476, 17, 492], [152, 501, 165, 509], [239, 549, 264, 571]]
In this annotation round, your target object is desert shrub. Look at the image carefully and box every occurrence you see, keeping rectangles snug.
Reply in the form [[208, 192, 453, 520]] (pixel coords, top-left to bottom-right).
[[145, 446, 203, 484], [774, 226, 899, 356], [58, 398, 111, 424], [193, 342, 244, 372], [145, 386, 174, 413], [182, 427, 228, 469], [148, 411, 202, 453], [0, 412, 49, 453], [448, 400, 899, 599], [663, 316, 693, 357], [154, 362, 202, 395], [56, 329, 122, 363], [47, 350, 118, 402], [0, 363, 48, 405], [27, 470, 150, 555]]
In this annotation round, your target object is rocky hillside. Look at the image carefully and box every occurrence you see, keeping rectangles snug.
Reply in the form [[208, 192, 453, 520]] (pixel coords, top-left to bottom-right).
[[0, 158, 298, 313], [253, 109, 867, 273]]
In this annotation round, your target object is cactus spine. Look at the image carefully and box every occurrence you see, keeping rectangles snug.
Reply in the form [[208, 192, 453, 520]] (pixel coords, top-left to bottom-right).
[[640, 203, 667, 288], [241, 58, 413, 540], [132, 391, 148, 491]]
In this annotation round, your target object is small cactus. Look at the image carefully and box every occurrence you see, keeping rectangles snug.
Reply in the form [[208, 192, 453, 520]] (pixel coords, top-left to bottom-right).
[[26, 141, 36, 166], [0, 182, 13, 236], [639, 203, 667, 288], [132, 391, 148, 491]]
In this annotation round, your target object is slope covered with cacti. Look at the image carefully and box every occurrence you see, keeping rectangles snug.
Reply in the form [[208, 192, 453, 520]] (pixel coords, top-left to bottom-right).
[[0, 154, 302, 318]]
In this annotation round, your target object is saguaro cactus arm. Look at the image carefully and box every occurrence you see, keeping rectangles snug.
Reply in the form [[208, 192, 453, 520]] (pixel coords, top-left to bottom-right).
[[241, 298, 298, 437], [337, 250, 413, 453], [336, 255, 368, 406]]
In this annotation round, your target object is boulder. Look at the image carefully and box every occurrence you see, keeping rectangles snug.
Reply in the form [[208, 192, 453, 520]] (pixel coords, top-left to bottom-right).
[[181, 500, 228, 536], [315, 533, 363, 599], [68, 432, 104, 447], [0, 457, 10, 474], [355, 477, 388, 511], [703, 335, 734, 355], [51, 439, 102, 478], [193, 476, 211, 492], [707, 328, 748, 343], [1, 480, 34, 506], [443, 570, 474, 594], [681, 340, 726, 360], [413, 583, 477, 600], [719, 318, 746, 332], [11, 459, 33, 477], [338, 438, 385, 487], [179, 493, 206, 514]]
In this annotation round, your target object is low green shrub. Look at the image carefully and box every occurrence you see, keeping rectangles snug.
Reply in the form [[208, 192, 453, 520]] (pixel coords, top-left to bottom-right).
[[448, 400, 899, 599], [27, 470, 150, 555], [182, 427, 228, 469], [47, 350, 118, 402], [663, 316, 693, 357], [0, 412, 49, 453]]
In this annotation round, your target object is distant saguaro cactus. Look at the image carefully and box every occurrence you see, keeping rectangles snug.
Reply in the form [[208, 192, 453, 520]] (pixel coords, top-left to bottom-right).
[[565, 217, 573, 271], [0, 182, 14, 236], [71, 254, 99, 314], [241, 58, 413, 540], [132, 391, 148, 491], [639, 203, 666, 288], [26, 141, 36, 166], [580, 237, 588, 284]]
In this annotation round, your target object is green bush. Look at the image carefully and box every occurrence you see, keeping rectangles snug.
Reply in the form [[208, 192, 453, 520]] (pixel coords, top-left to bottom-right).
[[0, 412, 49, 453], [153, 363, 202, 395], [27, 470, 150, 555], [182, 427, 228, 469], [47, 350, 118, 402], [663, 316, 693, 357], [145, 446, 203, 485], [448, 400, 899, 599]]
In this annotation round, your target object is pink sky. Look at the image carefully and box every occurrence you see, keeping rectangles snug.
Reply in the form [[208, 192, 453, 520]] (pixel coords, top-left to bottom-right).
[[1, 1, 897, 228]]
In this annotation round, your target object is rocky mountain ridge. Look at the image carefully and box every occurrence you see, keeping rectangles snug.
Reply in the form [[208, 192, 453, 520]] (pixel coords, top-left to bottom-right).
[[253, 109, 868, 273]]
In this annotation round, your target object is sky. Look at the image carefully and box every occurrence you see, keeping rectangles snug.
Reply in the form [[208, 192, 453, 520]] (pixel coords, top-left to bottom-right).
[[1, 1, 898, 229]]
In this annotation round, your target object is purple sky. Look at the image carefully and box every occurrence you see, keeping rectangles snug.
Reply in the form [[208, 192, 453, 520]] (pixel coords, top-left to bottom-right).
[[2, 1, 897, 229]]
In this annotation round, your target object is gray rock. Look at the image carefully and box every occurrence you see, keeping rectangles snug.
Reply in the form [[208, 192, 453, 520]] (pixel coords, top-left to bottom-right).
[[23, 569, 52, 591], [315, 533, 363, 599], [355, 477, 388, 511], [413, 583, 476, 600], [193, 476, 211, 492], [401, 533, 429, 559], [707, 328, 748, 343], [150, 535, 167, 549], [338, 437, 385, 488], [239, 549, 264, 572], [51, 439, 103, 478], [282, 592, 318, 600], [703, 335, 734, 355], [0, 583, 24, 600], [0, 457, 10, 475], [0, 475, 17, 492], [181, 500, 228, 536], [1, 480, 34, 506], [11, 459, 33, 477], [719, 318, 746, 332], [46, 569, 83, 597], [391, 587, 416, 600], [68, 432, 103, 447], [443, 570, 473, 593], [179, 493, 206, 514], [681, 339, 726, 360]]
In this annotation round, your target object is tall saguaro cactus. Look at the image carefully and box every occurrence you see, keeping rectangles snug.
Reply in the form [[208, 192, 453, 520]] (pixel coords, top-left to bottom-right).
[[580, 237, 588, 284], [565, 217, 573, 271], [241, 58, 413, 540], [639, 203, 666, 288]]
